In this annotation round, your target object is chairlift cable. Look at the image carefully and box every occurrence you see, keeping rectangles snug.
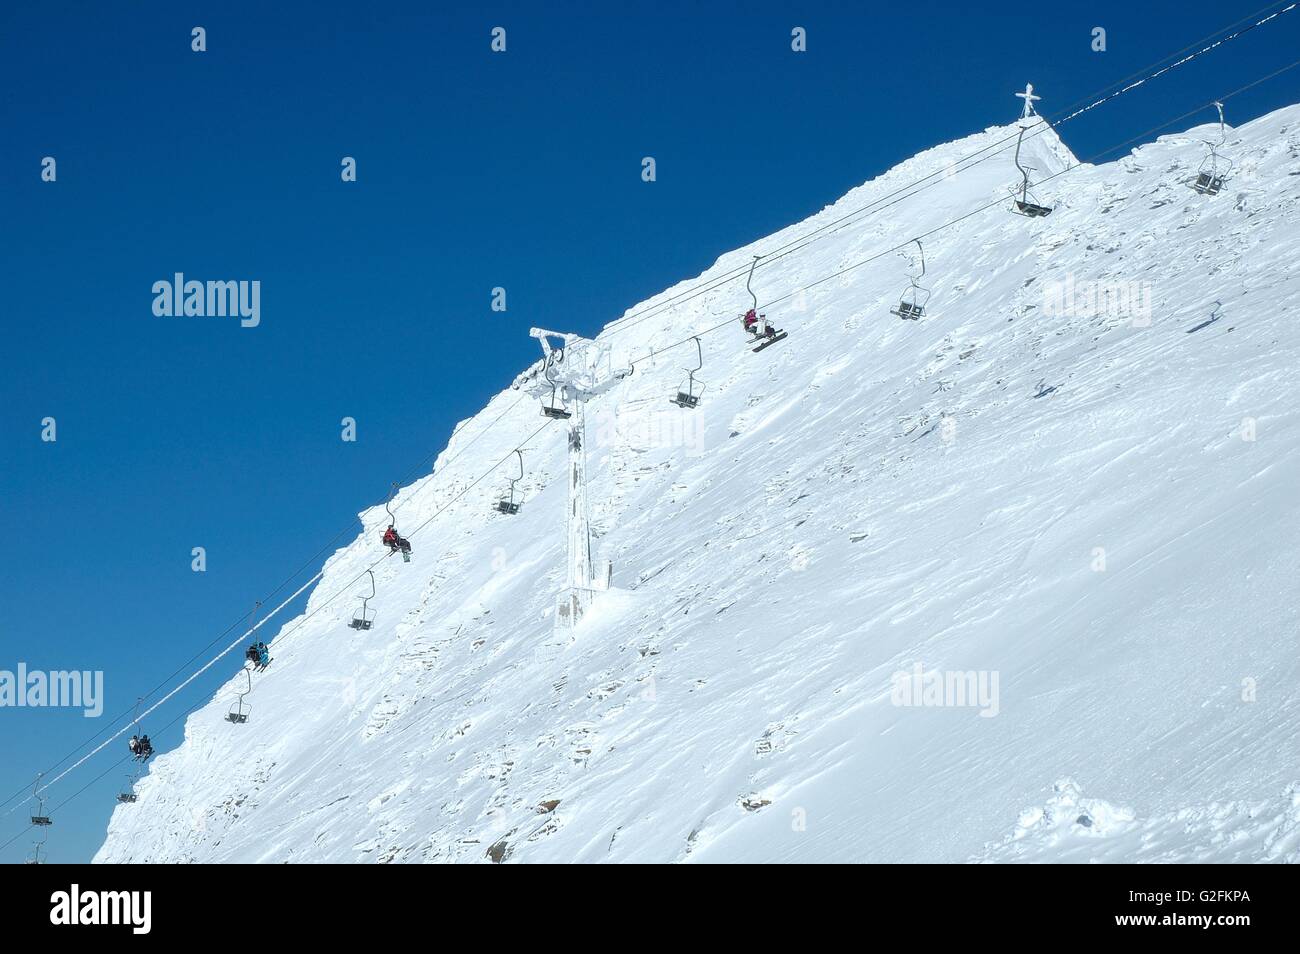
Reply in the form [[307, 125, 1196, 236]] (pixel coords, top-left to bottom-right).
[[601, 2, 1297, 340], [10, 418, 559, 827]]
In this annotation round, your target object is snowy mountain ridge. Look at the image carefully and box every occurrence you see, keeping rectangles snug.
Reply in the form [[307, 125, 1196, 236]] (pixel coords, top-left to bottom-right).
[[97, 105, 1300, 863]]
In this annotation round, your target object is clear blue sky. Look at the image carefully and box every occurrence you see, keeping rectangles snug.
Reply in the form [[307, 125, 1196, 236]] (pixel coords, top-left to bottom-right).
[[2, 1, 1296, 862]]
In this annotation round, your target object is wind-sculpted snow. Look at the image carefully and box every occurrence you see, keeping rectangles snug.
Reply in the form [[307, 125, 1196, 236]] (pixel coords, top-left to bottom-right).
[[98, 108, 1300, 862]]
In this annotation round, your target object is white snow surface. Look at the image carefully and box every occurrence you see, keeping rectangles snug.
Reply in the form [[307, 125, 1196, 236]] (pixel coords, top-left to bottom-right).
[[97, 109, 1300, 863]]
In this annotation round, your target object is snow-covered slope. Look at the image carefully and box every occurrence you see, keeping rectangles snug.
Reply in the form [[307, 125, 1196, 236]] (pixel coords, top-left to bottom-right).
[[97, 108, 1300, 863]]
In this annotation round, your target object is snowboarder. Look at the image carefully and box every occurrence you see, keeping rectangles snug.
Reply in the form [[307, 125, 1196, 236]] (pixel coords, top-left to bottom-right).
[[245, 644, 260, 665], [128, 735, 139, 756], [255, 641, 270, 669], [137, 736, 153, 760]]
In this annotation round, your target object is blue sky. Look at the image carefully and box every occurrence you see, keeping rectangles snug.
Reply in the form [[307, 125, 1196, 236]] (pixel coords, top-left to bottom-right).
[[1, 1, 1296, 862]]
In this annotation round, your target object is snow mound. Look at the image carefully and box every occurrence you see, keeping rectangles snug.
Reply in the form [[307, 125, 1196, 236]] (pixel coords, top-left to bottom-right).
[[975, 780, 1300, 863]]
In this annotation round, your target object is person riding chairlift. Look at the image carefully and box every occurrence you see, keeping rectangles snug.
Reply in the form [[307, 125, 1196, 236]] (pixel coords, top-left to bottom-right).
[[382, 524, 411, 554], [743, 308, 775, 340], [129, 734, 152, 760]]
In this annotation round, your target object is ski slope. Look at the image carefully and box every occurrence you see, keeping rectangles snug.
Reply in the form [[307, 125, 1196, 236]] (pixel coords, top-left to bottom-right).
[[97, 106, 1300, 863]]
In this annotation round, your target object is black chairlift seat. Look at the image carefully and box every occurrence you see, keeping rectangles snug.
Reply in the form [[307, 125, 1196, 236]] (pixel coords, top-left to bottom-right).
[[890, 300, 925, 321], [495, 499, 521, 515], [541, 403, 571, 420], [1192, 172, 1225, 196], [671, 389, 700, 409], [1014, 199, 1052, 218], [31, 815, 52, 826], [116, 793, 138, 804], [226, 707, 249, 724]]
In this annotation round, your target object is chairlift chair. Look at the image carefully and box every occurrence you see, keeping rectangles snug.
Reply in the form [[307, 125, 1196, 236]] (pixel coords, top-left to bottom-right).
[[30, 776, 52, 826], [27, 828, 48, 864], [539, 350, 572, 419], [740, 257, 788, 351], [1010, 126, 1053, 218], [117, 773, 139, 803], [1191, 102, 1232, 196], [495, 450, 525, 514], [890, 239, 932, 321], [348, 570, 378, 629], [226, 665, 253, 723], [382, 485, 412, 562], [670, 337, 706, 408]]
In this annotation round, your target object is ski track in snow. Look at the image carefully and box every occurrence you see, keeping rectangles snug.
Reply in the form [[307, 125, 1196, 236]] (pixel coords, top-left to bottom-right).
[[97, 109, 1300, 863]]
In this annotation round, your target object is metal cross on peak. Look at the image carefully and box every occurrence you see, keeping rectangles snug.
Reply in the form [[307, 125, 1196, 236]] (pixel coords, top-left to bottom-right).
[[1015, 83, 1041, 120]]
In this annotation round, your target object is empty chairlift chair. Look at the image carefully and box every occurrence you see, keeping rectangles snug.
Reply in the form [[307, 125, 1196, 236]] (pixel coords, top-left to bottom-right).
[[1191, 102, 1233, 196], [1010, 126, 1053, 218], [670, 337, 706, 408], [349, 570, 378, 630], [539, 351, 572, 419], [226, 665, 253, 723], [117, 772, 140, 804], [29, 776, 52, 827], [890, 239, 931, 321], [495, 451, 525, 514]]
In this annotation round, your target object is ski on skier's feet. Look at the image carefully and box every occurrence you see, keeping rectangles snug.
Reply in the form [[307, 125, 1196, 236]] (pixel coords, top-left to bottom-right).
[[752, 331, 788, 352]]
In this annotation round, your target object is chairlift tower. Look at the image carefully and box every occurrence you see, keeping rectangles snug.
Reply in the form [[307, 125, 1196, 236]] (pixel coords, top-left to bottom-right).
[[517, 328, 628, 628]]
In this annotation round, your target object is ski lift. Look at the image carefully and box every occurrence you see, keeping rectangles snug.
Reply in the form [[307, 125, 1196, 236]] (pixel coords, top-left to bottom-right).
[[540, 350, 572, 420], [1191, 102, 1233, 196], [890, 239, 931, 321], [27, 820, 49, 864], [740, 256, 788, 352], [670, 337, 706, 408], [349, 570, 378, 629], [116, 772, 139, 804], [127, 696, 154, 760], [29, 775, 52, 827], [495, 451, 525, 515], [1010, 126, 1053, 218], [226, 665, 253, 723], [383, 484, 412, 563]]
